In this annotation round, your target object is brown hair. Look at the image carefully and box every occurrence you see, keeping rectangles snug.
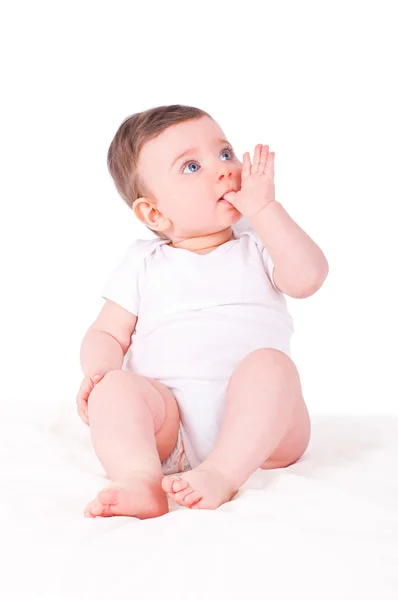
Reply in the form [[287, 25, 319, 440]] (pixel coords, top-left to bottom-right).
[[107, 104, 212, 240]]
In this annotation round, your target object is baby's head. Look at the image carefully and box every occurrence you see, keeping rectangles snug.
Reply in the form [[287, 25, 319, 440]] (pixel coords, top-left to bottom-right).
[[107, 104, 243, 243]]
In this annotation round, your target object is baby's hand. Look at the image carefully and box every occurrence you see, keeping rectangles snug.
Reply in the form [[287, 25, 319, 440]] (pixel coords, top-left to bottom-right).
[[223, 144, 275, 219], [76, 373, 105, 426]]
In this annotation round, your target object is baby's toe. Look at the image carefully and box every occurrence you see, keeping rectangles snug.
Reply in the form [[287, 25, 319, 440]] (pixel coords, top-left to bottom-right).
[[161, 475, 182, 494], [86, 498, 106, 517], [84, 501, 96, 518], [182, 490, 203, 508], [172, 478, 189, 493], [172, 485, 195, 505]]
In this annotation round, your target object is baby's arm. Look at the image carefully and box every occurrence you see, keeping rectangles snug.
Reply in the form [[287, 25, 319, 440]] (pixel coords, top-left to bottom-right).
[[248, 201, 328, 298], [80, 299, 138, 376]]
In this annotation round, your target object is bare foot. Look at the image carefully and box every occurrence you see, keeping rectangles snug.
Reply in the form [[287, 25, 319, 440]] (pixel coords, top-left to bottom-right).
[[84, 473, 169, 519], [161, 461, 239, 510]]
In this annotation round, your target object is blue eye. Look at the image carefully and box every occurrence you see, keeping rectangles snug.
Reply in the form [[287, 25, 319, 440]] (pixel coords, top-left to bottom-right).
[[181, 147, 235, 174]]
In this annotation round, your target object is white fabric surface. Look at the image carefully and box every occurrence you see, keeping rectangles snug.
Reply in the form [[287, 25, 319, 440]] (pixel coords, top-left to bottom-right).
[[1, 401, 397, 599], [100, 225, 294, 467]]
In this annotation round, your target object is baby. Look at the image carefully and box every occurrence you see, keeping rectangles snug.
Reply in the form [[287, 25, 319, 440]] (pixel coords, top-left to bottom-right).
[[77, 104, 329, 519]]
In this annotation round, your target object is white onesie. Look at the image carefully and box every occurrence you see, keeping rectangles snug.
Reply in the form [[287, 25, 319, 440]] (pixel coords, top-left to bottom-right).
[[100, 224, 294, 469]]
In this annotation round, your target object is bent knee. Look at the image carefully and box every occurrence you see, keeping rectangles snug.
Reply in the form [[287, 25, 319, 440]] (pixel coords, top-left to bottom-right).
[[96, 369, 143, 386], [88, 370, 145, 402], [237, 348, 298, 380]]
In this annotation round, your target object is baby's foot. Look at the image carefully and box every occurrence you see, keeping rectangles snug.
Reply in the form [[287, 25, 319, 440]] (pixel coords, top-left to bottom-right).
[[161, 461, 239, 510], [84, 473, 168, 519]]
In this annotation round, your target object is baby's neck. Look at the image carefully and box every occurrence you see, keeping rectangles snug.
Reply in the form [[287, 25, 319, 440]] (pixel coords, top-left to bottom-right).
[[168, 228, 234, 254]]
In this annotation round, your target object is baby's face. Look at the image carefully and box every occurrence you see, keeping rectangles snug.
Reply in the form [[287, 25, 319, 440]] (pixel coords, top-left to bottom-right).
[[135, 116, 243, 238]]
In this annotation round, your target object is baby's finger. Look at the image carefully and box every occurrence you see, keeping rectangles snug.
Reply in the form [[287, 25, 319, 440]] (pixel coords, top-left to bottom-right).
[[91, 373, 104, 384], [258, 144, 269, 172], [252, 144, 262, 173], [76, 378, 91, 402], [265, 151, 275, 174], [242, 152, 251, 180], [77, 404, 89, 425], [76, 391, 89, 408], [76, 396, 88, 415]]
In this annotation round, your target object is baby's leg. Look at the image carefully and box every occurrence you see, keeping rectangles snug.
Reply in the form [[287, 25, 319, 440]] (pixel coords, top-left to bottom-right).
[[162, 348, 310, 510], [84, 370, 180, 519]]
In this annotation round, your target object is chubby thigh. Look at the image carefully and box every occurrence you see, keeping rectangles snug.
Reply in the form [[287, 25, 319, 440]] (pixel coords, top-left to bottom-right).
[[91, 370, 182, 464]]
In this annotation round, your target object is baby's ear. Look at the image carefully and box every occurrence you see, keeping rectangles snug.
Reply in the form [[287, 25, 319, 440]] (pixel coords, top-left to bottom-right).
[[132, 198, 171, 233], [132, 196, 156, 224]]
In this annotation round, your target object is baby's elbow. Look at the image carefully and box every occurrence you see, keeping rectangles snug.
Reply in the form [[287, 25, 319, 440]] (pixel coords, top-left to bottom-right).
[[295, 267, 329, 299]]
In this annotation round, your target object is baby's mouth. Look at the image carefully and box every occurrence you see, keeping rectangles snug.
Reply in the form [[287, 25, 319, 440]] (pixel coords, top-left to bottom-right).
[[218, 187, 238, 203]]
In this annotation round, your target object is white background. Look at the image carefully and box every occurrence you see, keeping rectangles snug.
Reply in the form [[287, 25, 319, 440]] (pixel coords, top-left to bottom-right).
[[1, 0, 397, 417]]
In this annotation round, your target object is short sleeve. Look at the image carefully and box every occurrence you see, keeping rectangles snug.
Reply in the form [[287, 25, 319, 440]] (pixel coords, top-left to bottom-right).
[[265, 253, 278, 291], [235, 226, 279, 292], [100, 239, 156, 316]]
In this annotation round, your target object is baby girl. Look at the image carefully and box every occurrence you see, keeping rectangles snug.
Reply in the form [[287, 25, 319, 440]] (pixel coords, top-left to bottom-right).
[[76, 104, 328, 518]]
